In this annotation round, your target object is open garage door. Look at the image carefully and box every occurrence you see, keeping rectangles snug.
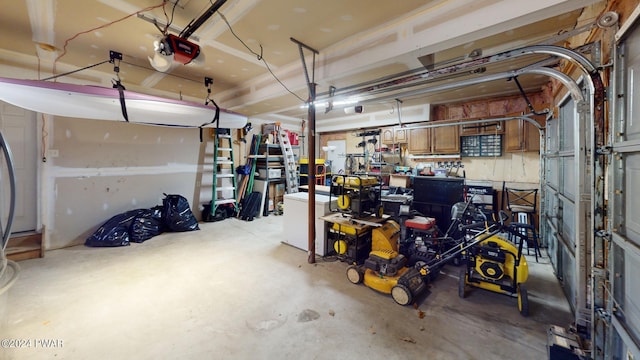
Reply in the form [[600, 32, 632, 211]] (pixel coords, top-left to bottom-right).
[[607, 13, 640, 359], [542, 67, 597, 342], [542, 76, 598, 325]]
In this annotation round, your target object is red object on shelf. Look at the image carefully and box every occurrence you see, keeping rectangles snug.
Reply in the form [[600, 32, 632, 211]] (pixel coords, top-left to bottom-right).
[[287, 130, 299, 145], [405, 216, 436, 230]]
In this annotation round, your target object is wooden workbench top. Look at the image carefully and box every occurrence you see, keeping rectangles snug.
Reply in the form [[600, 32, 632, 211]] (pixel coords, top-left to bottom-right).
[[319, 212, 389, 228]]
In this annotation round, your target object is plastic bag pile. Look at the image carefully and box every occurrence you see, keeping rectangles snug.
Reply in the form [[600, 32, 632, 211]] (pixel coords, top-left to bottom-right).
[[85, 194, 200, 247]]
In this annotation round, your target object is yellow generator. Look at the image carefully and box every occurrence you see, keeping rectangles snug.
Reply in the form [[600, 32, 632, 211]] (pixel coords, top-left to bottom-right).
[[330, 222, 371, 264], [346, 220, 426, 305], [330, 174, 383, 218], [458, 217, 530, 316]]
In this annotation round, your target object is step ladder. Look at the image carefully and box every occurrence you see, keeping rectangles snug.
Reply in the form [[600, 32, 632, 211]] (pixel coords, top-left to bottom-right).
[[278, 130, 299, 193], [211, 128, 238, 215]]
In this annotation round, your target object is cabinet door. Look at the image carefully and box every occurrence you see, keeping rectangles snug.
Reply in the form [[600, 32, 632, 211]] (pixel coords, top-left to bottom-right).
[[483, 121, 505, 135], [460, 122, 481, 136], [408, 128, 431, 153], [461, 120, 504, 136], [395, 128, 408, 143], [523, 114, 545, 151], [504, 118, 525, 152], [382, 128, 394, 144], [432, 123, 459, 154]]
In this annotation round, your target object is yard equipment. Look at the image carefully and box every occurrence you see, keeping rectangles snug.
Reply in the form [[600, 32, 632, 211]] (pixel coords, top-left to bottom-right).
[[457, 219, 530, 316], [399, 199, 481, 271], [330, 174, 384, 218], [346, 220, 426, 306], [345, 201, 531, 313], [418, 209, 531, 316]]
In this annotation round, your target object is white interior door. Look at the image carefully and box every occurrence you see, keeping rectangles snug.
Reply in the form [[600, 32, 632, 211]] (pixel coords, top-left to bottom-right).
[[0, 101, 37, 233], [326, 140, 346, 175]]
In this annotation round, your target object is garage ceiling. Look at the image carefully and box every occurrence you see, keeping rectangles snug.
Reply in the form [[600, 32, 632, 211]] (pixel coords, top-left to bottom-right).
[[0, 0, 606, 125]]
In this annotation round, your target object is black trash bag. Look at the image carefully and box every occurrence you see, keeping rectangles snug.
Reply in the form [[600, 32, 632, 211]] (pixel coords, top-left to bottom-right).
[[85, 209, 147, 247], [130, 206, 164, 243], [202, 202, 236, 222], [162, 194, 200, 232], [239, 191, 261, 221]]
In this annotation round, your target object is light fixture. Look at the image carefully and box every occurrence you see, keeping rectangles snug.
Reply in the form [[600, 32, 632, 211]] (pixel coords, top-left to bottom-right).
[[148, 39, 174, 72], [299, 98, 360, 109], [344, 105, 364, 114]]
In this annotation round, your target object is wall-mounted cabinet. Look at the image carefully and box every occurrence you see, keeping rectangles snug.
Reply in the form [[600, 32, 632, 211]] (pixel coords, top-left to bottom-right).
[[408, 121, 459, 154], [382, 127, 409, 144], [504, 114, 544, 152], [459, 119, 504, 136], [408, 128, 430, 153]]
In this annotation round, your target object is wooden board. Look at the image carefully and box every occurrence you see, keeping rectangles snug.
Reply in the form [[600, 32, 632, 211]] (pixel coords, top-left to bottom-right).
[[253, 179, 269, 217], [6, 232, 43, 261], [319, 212, 389, 228]]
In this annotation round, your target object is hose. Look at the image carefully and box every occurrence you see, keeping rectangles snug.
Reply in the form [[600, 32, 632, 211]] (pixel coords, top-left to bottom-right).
[[0, 259, 20, 297]]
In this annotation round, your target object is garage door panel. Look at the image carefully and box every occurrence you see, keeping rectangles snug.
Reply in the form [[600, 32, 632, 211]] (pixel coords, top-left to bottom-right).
[[625, 154, 640, 246], [561, 243, 576, 309], [547, 118, 558, 153], [624, 251, 640, 340], [560, 198, 575, 248], [544, 185, 558, 227], [626, 46, 640, 141], [559, 98, 575, 151], [561, 157, 575, 201], [547, 158, 559, 189], [545, 220, 559, 270], [614, 239, 640, 346]]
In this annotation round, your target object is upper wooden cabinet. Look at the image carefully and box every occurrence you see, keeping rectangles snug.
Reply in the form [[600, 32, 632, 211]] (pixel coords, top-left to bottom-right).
[[460, 119, 505, 136], [433, 123, 460, 154], [408, 128, 431, 153], [382, 127, 409, 144], [395, 128, 408, 143], [504, 113, 544, 152], [382, 128, 394, 144], [408, 121, 459, 154]]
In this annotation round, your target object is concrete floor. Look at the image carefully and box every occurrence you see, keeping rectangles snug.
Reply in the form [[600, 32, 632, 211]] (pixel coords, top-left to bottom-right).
[[1, 215, 572, 359]]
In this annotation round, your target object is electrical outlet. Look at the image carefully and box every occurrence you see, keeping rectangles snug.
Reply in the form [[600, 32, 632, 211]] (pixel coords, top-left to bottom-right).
[[47, 149, 59, 158]]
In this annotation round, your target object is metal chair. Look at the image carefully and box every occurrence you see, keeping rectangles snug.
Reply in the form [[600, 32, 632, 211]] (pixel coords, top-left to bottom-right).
[[505, 187, 541, 261]]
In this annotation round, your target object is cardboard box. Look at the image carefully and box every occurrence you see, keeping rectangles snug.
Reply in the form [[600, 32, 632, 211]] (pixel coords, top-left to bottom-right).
[[389, 174, 411, 188], [259, 168, 282, 179]]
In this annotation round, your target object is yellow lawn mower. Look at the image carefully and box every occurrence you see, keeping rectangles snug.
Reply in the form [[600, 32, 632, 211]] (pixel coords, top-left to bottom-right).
[[346, 220, 426, 306]]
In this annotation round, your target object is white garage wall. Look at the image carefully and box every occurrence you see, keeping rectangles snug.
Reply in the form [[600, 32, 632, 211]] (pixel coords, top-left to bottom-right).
[[44, 117, 203, 249]]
